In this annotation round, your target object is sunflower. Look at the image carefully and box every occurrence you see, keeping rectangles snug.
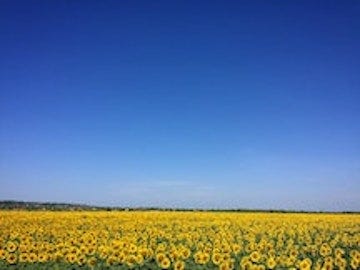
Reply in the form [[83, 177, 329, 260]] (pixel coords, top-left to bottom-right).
[[174, 260, 185, 270], [126, 254, 137, 267], [6, 253, 17, 265], [336, 258, 347, 269], [334, 248, 345, 258], [0, 249, 6, 260], [200, 252, 210, 264], [156, 252, 167, 264], [219, 260, 232, 270], [136, 254, 144, 265], [19, 253, 29, 263], [159, 257, 171, 269], [106, 255, 118, 266], [350, 259, 359, 270], [66, 253, 77, 264], [169, 250, 180, 261], [87, 245, 96, 255], [139, 247, 148, 258], [79, 244, 88, 254], [267, 257, 277, 269], [194, 251, 205, 264], [322, 262, 334, 270], [28, 252, 37, 263], [299, 258, 312, 270], [38, 253, 48, 263], [212, 252, 223, 265], [6, 241, 17, 253], [19, 243, 28, 253], [320, 243, 332, 257], [87, 257, 97, 268], [129, 243, 137, 253], [77, 255, 87, 266], [255, 265, 266, 270], [181, 248, 191, 259], [350, 250, 360, 262], [250, 251, 261, 263], [117, 252, 126, 263]]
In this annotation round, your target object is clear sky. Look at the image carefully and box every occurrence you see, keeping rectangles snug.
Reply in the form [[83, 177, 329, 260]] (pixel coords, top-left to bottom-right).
[[1, 1, 359, 211]]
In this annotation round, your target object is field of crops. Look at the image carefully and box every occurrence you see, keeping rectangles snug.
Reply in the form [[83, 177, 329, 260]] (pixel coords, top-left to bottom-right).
[[0, 211, 359, 270]]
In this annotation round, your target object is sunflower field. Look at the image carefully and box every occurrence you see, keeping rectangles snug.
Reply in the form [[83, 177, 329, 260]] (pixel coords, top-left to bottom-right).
[[0, 211, 359, 270]]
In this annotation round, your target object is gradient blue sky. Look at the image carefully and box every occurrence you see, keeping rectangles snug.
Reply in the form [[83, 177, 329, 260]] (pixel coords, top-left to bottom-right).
[[1, 1, 359, 211]]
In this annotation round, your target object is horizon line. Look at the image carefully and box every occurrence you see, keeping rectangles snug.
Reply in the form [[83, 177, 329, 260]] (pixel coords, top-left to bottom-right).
[[1, 199, 359, 214]]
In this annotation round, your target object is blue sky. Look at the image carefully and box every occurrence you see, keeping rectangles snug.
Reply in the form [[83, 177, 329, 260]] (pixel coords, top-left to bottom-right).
[[1, 1, 359, 211]]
